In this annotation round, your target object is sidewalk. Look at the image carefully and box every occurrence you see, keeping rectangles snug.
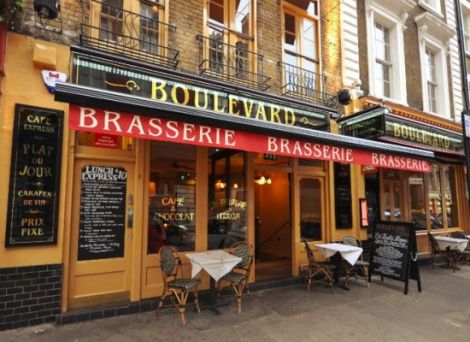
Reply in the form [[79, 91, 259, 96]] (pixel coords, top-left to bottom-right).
[[1, 264, 470, 342]]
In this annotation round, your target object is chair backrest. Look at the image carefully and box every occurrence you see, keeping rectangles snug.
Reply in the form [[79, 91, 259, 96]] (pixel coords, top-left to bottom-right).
[[342, 236, 359, 247], [232, 241, 253, 269], [159, 245, 180, 278], [302, 239, 314, 261]]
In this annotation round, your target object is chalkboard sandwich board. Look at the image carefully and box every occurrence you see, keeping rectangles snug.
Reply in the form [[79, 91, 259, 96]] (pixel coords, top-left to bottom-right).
[[369, 221, 421, 294]]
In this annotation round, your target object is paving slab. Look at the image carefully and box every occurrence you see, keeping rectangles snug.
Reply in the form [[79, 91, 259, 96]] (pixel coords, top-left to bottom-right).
[[1, 264, 470, 342]]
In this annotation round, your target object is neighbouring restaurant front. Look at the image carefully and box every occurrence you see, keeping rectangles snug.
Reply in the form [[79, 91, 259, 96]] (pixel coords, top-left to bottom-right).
[[338, 101, 470, 254], [50, 49, 434, 310]]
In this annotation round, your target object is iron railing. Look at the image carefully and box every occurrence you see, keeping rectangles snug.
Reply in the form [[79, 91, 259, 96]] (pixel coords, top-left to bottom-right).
[[81, 0, 179, 68], [197, 34, 270, 90], [278, 62, 336, 108]]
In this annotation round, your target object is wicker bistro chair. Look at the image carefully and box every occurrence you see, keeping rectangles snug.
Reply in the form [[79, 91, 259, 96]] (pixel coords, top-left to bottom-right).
[[341, 236, 370, 287], [302, 239, 335, 292], [217, 241, 253, 314], [428, 233, 458, 271], [156, 246, 201, 326]]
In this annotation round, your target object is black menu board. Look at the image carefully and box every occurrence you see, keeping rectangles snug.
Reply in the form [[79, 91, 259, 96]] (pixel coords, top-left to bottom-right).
[[5, 104, 63, 246], [370, 221, 421, 294], [78, 166, 127, 260], [334, 163, 352, 228]]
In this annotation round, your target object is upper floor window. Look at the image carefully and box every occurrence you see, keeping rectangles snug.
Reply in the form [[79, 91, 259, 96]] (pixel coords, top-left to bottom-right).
[[280, 1, 322, 103], [424, 48, 438, 113], [83, 0, 178, 67], [200, 1, 268, 89], [374, 22, 391, 98], [418, 0, 442, 16], [365, 1, 411, 104], [415, 12, 454, 117]]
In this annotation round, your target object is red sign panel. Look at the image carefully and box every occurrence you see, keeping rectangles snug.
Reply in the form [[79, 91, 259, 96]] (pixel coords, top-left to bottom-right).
[[69, 105, 431, 173], [94, 133, 118, 148]]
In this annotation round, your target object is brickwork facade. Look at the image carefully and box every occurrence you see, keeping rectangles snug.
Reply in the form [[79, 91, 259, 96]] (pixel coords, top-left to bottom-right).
[[9, 0, 343, 100], [0, 264, 62, 331]]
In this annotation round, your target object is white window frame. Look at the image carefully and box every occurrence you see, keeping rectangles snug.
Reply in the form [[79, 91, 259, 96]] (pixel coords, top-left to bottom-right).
[[418, 0, 443, 18], [365, 0, 412, 105], [416, 12, 454, 118]]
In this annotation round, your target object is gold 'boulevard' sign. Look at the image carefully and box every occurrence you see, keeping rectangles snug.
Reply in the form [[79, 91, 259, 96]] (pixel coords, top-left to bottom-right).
[[385, 121, 462, 153], [72, 54, 328, 129]]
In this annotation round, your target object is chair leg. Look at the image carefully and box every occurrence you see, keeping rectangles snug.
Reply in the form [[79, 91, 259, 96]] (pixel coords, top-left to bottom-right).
[[156, 288, 168, 316], [193, 288, 201, 314], [235, 282, 243, 314], [176, 290, 189, 326]]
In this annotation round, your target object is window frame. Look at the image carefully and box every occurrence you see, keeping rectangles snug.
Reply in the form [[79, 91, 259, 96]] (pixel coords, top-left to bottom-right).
[[204, 0, 256, 71], [365, 1, 409, 105], [91, 0, 169, 49]]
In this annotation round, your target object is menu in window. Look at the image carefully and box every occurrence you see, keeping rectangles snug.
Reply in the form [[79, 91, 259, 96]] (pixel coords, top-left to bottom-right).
[[78, 166, 127, 260]]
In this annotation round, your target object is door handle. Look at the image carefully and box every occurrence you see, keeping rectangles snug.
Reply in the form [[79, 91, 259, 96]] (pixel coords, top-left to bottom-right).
[[127, 207, 133, 229]]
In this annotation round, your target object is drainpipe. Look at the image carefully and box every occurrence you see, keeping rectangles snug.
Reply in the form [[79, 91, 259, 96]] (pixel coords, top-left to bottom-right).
[[454, 0, 470, 204]]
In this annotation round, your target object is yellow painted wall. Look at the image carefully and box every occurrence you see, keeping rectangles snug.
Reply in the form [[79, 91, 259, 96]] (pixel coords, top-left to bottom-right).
[[0, 33, 70, 268]]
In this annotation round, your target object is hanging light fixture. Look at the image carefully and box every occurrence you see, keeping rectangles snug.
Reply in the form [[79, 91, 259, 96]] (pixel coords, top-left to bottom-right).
[[254, 176, 272, 185]]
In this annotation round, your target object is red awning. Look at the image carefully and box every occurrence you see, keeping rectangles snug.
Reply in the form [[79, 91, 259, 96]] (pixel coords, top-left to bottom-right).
[[70, 105, 431, 173]]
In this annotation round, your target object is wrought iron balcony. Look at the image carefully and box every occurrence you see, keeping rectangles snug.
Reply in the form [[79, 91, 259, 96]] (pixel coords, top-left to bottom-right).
[[278, 62, 336, 108], [80, 0, 179, 68], [197, 34, 270, 90]]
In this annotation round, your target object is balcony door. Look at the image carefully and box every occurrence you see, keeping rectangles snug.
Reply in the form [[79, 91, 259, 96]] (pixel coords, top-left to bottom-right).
[[206, 0, 254, 80], [282, 0, 321, 97]]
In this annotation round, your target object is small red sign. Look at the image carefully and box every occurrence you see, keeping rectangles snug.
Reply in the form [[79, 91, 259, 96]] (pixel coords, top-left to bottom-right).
[[360, 198, 369, 228], [94, 133, 118, 148]]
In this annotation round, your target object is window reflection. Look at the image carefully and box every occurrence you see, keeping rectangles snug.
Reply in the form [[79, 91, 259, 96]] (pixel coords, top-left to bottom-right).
[[208, 149, 247, 249], [147, 142, 196, 253], [428, 164, 443, 229], [409, 173, 426, 230], [300, 178, 322, 241], [444, 165, 458, 227]]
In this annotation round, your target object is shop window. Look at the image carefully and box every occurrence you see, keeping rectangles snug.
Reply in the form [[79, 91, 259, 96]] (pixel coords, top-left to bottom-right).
[[147, 141, 196, 253], [76, 131, 134, 151], [208, 149, 247, 249], [300, 178, 322, 241], [443, 165, 459, 228], [409, 173, 427, 230], [428, 164, 443, 229]]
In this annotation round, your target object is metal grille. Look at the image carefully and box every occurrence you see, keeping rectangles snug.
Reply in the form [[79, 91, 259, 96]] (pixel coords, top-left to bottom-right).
[[278, 62, 336, 108], [81, 0, 179, 68], [197, 34, 270, 90]]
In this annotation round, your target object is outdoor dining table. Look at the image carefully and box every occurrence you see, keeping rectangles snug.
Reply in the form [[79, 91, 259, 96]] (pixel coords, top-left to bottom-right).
[[315, 242, 363, 290], [434, 236, 469, 252], [186, 250, 242, 313]]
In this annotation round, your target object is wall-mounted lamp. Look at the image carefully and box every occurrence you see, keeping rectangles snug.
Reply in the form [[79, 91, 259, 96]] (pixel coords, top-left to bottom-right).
[[215, 179, 226, 190], [148, 181, 157, 197], [254, 176, 272, 185]]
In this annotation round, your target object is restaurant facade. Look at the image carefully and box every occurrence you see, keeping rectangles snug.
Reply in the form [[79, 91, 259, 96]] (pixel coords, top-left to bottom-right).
[[0, 0, 467, 330]]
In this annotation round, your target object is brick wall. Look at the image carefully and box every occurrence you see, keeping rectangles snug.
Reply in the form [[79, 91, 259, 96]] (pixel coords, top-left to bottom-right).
[[0, 264, 62, 331]]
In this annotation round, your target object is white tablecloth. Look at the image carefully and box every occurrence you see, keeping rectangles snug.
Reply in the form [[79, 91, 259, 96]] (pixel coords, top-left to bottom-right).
[[315, 243, 363, 265], [186, 250, 242, 281], [434, 236, 469, 252]]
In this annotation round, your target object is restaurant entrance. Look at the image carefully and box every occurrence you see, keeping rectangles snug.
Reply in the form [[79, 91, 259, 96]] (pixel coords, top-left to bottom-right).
[[68, 159, 135, 309], [254, 170, 292, 281], [380, 170, 409, 223]]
